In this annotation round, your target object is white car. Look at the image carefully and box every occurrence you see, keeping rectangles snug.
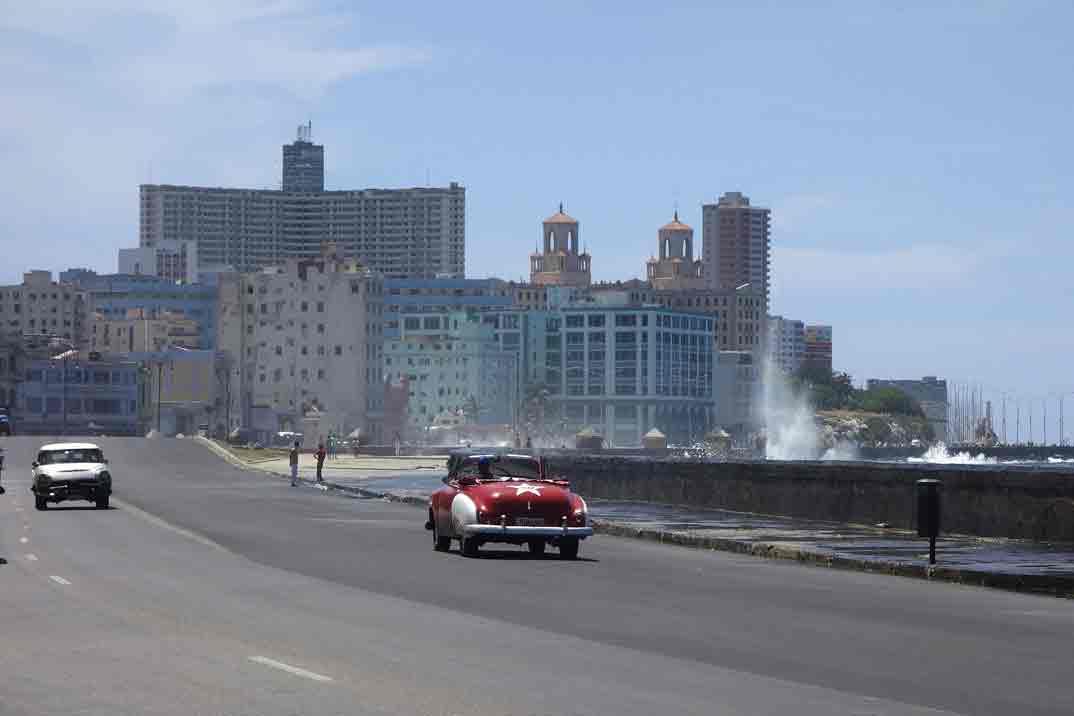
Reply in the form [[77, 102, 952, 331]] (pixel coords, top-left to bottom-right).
[[31, 443, 112, 510]]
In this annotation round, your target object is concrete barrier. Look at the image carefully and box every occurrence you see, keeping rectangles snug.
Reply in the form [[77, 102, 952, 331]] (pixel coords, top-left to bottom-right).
[[543, 456, 1074, 542]]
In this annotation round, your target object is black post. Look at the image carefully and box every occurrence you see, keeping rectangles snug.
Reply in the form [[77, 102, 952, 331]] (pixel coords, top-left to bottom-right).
[[916, 478, 942, 566]]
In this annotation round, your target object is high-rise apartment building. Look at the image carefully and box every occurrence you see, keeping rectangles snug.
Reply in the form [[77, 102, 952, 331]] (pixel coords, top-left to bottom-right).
[[803, 324, 833, 374], [139, 133, 465, 279], [282, 123, 325, 192], [768, 315, 806, 375], [702, 192, 771, 306]]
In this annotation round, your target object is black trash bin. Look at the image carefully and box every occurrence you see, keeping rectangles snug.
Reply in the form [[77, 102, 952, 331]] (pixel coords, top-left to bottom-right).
[[916, 478, 942, 564]]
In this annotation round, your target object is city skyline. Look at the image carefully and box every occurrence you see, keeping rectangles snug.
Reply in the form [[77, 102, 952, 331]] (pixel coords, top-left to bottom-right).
[[3, 2, 1072, 401]]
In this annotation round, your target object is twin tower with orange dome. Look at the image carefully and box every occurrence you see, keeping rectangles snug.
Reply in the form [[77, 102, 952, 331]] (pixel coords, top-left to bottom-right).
[[528, 204, 702, 290]]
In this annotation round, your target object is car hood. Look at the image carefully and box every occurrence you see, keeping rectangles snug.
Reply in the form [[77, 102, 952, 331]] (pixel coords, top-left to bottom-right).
[[38, 463, 107, 479]]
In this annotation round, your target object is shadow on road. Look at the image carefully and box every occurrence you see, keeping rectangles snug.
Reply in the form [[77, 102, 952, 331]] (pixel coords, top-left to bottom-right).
[[37, 505, 116, 512], [456, 548, 599, 563]]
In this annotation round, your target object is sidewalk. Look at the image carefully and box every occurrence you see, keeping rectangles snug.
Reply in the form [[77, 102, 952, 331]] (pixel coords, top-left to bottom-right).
[[199, 438, 1074, 597], [255, 453, 446, 477]]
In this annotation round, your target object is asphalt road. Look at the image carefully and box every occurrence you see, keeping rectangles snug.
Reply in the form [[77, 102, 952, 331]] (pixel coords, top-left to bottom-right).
[[1, 437, 1072, 715]]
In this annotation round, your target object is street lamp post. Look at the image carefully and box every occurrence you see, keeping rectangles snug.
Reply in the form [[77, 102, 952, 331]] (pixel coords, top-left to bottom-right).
[[156, 359, 163, 434]]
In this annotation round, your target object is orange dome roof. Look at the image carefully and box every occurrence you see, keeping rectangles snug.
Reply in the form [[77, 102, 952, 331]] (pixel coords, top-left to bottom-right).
[[660, 210, 692, 232], [544, 203, 578, 224]]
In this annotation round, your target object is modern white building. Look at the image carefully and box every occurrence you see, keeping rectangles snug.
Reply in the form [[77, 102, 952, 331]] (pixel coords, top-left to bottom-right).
[[384, 311, 519, 434], [523, 297, 718, 446], [215, 246, 384, 441], [714, 350, 761, 434], [768, 315, 805, 375], [118, 240, 200, 284]]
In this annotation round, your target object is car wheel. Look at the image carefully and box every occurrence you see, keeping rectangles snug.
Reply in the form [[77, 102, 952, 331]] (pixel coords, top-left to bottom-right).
[[559, 538, 579, 560], [528, 540, 546, 556], [35, 495, 47, 511], [96, 494, 109, 510], [432, 518, 451, 552], [461, 536, 480, 557]]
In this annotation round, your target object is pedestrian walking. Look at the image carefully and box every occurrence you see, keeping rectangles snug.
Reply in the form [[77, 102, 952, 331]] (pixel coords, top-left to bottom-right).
[[289, 440, 300, 486], [327, 434, 336, 460], [315, 441, 327, 482]]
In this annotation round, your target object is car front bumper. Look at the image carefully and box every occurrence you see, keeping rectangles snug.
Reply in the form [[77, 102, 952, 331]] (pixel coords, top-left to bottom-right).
[[36, 481, 109, 501], [460, 524, 593, 539]]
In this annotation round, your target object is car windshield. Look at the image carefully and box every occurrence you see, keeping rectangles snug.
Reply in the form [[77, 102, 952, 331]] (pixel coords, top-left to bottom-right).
[[38, 449, 104, 465], [459, 456, 542, 480]]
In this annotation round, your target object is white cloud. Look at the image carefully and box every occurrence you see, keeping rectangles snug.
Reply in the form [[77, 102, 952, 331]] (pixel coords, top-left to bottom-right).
[[0, 1, 429, 281], [3, 1, 427, 102]]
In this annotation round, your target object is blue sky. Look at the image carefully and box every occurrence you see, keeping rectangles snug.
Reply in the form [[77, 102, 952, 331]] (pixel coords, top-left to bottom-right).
[[2, 1, 1072, 428]]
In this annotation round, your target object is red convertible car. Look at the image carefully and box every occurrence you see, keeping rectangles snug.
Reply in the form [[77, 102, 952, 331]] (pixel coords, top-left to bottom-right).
[[425, 453, 592, 558]]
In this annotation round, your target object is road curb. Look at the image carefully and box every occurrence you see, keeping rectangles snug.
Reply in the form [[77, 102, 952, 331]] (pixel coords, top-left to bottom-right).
[[196, 437, 1073, 597], [588, 520, 1074, 598]]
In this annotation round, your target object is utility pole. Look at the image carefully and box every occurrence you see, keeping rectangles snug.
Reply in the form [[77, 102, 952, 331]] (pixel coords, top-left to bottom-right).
[[1002, 393, 1007, 444], [61, 353, 67, 437], [1044, 397, 1048, 447], [156, 360, 163, 434], [1016, 401, 1020, 445]]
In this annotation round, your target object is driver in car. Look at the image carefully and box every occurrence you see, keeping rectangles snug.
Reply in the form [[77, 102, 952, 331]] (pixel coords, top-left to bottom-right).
[[477, 456, 493, 479]]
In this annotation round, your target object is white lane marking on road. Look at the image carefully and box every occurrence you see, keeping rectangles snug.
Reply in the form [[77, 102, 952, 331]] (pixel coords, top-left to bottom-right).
[[19, 537, 28, 544], [49, 576, 71, 586], [248, 656, 333, 683], [15, 507, 23, 512], [25, 554, 38, 561], [112, 496, 230, 553]]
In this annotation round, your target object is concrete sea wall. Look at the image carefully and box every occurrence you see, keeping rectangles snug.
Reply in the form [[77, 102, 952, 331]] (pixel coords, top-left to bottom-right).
[[544, 457, 1074, 542]]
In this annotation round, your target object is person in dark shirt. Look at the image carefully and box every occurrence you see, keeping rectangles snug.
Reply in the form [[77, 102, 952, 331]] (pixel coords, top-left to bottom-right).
[[315, 442, 327, 482], [289, 441, 300, 486]]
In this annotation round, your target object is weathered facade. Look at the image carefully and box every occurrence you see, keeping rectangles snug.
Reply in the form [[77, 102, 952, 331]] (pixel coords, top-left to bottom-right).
[[215, 246, 384, 441]]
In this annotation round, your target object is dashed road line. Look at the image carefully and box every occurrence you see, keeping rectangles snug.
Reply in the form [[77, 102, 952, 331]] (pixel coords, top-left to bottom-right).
[[248, 656, 333, 683], [25, 554, 38, 561], [19, 536, 28, 544], [49, 576, 71, 586]]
